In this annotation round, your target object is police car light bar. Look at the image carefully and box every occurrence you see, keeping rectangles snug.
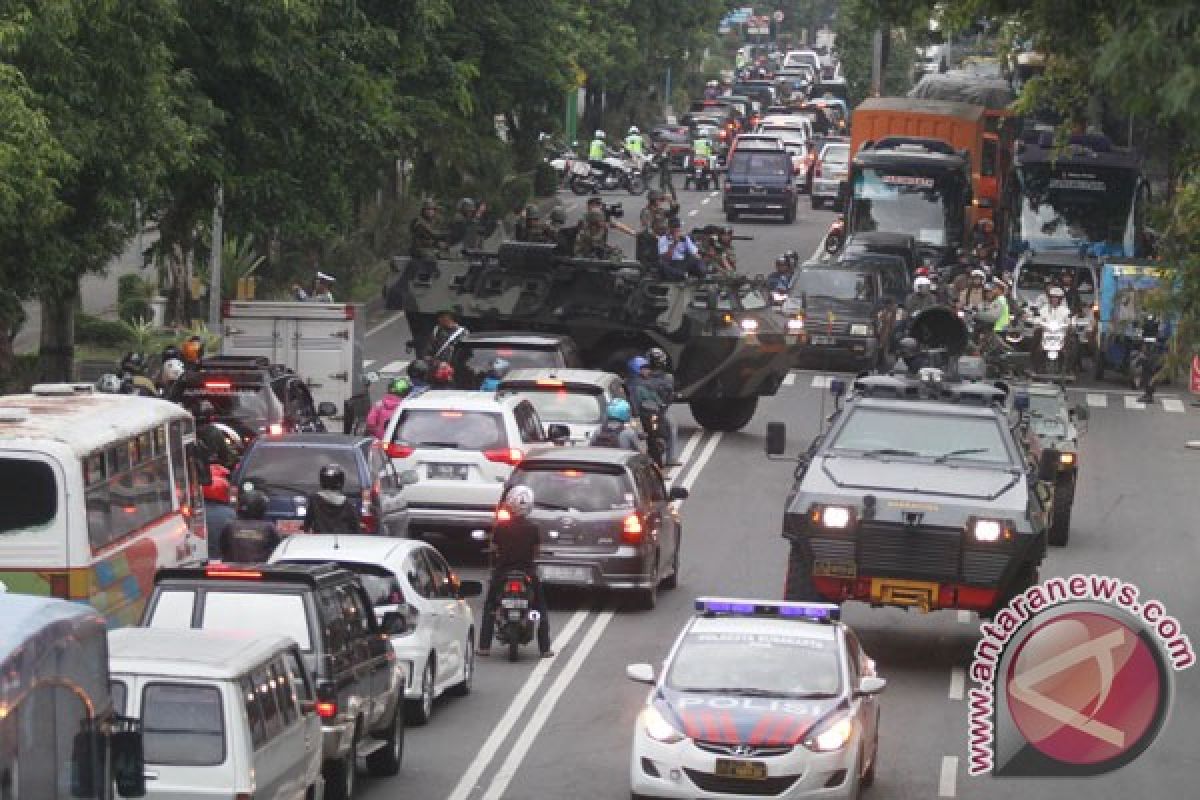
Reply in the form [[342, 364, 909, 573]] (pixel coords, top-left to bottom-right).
[[694, 597, 841, 622]]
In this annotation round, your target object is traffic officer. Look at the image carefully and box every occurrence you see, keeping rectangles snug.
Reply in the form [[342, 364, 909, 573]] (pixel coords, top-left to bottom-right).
[[691, 133, 714, 166], [410, 198, 447, 258], [425, 309, 468, 363]]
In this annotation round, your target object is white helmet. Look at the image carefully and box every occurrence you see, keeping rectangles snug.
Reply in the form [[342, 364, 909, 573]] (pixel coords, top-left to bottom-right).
[[503, 485, 535, 519], [914, 276, 932, 292], [1048, 286, 1065, 299], [628, 126, 640, 135], [595, 130, 606, 140], [96, 373, 122, 393], [161, 358, 185, 383]]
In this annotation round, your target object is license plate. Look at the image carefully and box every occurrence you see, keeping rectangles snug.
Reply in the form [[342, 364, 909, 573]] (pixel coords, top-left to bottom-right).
[[810, 335, 836, 345], [870, 578, 940, 610], [752, 187, 766, 193], [277, 519, 304, 533], [501, 597, 529, 609], [428, 463, 468, 480], [539, 565, 592, 584], [714, 759, 767, 780], [813, 560, 857, 578]]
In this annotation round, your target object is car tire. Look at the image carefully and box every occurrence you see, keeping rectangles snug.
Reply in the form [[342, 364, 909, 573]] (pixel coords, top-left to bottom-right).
[[784, 546, 819, 601], [1049, 475, 1074, 546], [406, 658, 435, 725], [447, 634, 474, 697], [366, 704, 404, 777], [324, 735, 357, 800], [636, 557, 659, 610], [660, 533, 680, 590], [689, 397, 757, 432]]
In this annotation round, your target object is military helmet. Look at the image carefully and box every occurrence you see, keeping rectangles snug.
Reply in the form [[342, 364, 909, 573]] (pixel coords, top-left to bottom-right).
[[549, 207, 567, 225], [647, 189, 662, 203], [421, 197, 438, 211], [585, 209, 606, 225], [525, 204, 540, 220], [458, 197, 476, 213]]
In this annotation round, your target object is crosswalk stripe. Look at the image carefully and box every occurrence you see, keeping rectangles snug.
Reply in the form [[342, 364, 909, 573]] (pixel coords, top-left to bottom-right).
[[782, 372, 796, 386], [811, 375, 832, 388], [379, 359, 409, 374], [1162, 397, 1185, 413], [1085, 393, 1108, 408], [1124, 395, 1146, 410]]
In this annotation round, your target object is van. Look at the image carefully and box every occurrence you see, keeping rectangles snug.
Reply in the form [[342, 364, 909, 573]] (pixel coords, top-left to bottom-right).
[[723, 149, 799, 223], [109, 627, 323, 799]]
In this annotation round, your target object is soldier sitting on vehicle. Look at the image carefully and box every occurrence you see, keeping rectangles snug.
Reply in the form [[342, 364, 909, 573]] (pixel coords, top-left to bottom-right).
[[410, 198, 448, 258], [575, 210, 623, 259], [517, 205, 557, 244]]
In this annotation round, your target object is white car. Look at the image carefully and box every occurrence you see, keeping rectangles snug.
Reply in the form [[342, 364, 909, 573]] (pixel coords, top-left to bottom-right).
[[270, 534, 482, 725], [783, 49, 822, 74], [496, 368, 631, 445], [381, 390, 561, 541], [627, 598, 885, 799]]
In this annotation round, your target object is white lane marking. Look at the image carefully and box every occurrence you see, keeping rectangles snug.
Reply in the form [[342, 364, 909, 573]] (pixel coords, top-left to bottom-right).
[[1125, 395, 1146, 410], [939, 755, 959, 797], [688, 209, 699, 216], [957, 610, 972, 624], [667, 431, 705, 486], [366, 311, 403, 338], [378, 359, 409, 374], [480, 611, 617, 800], [702, 197, 712, 205], [1162, 397, 1185, 413], [783, 372, 797, 386], [445, 611, 590, 800], [1086, 393, 1108, 408], [708, 190, 719, 197], [676, 432, 723, 492], [811, 375, 831, 388], [948, 667, 966, 700]]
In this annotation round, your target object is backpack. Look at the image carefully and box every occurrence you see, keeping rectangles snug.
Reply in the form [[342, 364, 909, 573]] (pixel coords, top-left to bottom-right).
[[589, 421, 625, 448]]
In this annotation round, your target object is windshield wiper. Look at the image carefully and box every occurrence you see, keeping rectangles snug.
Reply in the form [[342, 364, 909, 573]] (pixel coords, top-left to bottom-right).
[[860, 448, 920, 458], [414, 441, 459, 448], [933, 448, 990, 463]]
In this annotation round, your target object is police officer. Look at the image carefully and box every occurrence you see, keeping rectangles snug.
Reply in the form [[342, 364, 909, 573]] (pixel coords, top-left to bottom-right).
[[303, 464, 361, 533], [478, 486, 553, 658], [425, 309, 468, 363], [588, 130, 610, 184], [410, 198, 447, 258], [624, 126, 645, 156], [219, 490, 280, 563]]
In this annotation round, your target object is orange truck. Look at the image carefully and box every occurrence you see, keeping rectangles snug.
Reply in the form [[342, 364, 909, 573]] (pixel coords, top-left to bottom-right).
[[849, 97, 1007, 229]]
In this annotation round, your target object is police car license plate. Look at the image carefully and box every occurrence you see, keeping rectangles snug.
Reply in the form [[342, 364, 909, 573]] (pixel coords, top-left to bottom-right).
[[428, 463, 467, 480], [277, 519, 304, 534], [811, 335, 836, 345], [715, 759, 767, 780], [539, 565, 592, 584]]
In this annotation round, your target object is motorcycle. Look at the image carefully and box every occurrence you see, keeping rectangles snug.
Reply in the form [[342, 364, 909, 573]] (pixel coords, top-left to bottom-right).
[[567, 154, 646, 195], [824, 215, 846, 254], [492, 570, 542, 662], [684, 154, 714, 191], [639, 409, 668, 469], [548, 144, 582, 188], [1036, 315, 1075, 377]]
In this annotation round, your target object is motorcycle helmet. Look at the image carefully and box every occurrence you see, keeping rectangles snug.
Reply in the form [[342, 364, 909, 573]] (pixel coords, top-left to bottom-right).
[[318, 464, 346, 492], [95, 373, 122, 393], [899, 337, 920, 357], [388, 377, 413, 397], [646, 347, 669, 369], [915, 266, 930, 277], [238, 489, 269, 520], [627, 355, 650, 374], [181, 335, 205, 365], [487, 358, 510, 379], [1047, 287, 1065, 299], [628, 125, 640, 135], [606, 398, 632, 423], [913, 276, 932, 292], [161, 358, 186, 383], [407, 359, 431, 383], [503, 485, 536, 519], [432, 362, 455, 385], [121, 351, 147, 375]]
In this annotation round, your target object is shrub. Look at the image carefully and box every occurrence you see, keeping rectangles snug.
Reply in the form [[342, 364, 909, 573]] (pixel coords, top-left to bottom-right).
[[76, 313, 133, 348]]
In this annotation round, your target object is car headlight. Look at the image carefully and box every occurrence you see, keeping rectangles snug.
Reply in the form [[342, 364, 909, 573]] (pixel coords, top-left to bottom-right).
[[740, 318, 760, 333], [640, 706, 685, 743], [972, 518, 1003, 542], [816, 505, 852, 529], [1059, 452, 1076, 467], [850, 323, 871, 336], [804, 714, 854, 752], [787, 317, 805, 332]]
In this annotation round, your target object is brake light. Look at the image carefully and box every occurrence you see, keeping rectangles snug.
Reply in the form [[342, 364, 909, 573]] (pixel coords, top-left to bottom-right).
[[440, 411, 464, 418], [505, 579, 525, 593], [495, 507, 512, 524], [385, 442, 414, 459], [535, 378, 564, 387], [561, 469, 583, 477], [361, 487, 378, 533], [205, 565, 263, 579], [343, 304, 356, 320], [484, 448, 523, 466], [621, 513, 645, 544], [316, 701, 337, 720], [268, 423, 283, 436], [204, 380, 232, 390]]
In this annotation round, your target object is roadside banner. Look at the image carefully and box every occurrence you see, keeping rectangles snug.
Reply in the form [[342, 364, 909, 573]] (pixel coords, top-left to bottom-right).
[[1190, 354, 1200, 395]]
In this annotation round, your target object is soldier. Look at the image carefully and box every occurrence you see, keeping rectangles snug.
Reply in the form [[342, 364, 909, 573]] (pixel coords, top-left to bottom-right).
[[448, 197, 483, 249], [640, 190, 665, 231], [656, 141, 677, 202], [410, 198, 447, 258], [575, 210, 621, 258], [518, 205, 557, 243], [714, 227, 738, 272]]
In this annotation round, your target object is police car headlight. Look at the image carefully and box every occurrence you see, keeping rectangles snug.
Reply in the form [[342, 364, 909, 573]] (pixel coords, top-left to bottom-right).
[[972, 518, 1003, 542], [740, 318, 759, 333], [820, 506, 852, 529], [850, 323, 871, 336], [640, 706, 685, 743], [804, 714, 854, 752], [787, 317, 805, 332]]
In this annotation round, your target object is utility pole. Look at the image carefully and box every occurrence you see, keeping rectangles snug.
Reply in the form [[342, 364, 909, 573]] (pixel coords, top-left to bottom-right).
[[870, 29, 884, 96], [208, 184, 224, 330]]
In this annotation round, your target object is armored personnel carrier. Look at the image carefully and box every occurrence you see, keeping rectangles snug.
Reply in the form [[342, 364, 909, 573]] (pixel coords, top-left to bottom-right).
[[385, 242, 792, 431]]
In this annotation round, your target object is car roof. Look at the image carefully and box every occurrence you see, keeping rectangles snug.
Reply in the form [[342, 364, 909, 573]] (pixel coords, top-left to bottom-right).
[[687, 615, 838, 643], [270, 533, 427, 568], [401, 390, 521, 411], [109, 628, 297, 680], [461, 332, 573, 347], [850, 394, 1003, 418], [249, 433, 370, 448], [518, 446, 639, 467], [499, 368, 619, 389], [154, 561, 353, 588]]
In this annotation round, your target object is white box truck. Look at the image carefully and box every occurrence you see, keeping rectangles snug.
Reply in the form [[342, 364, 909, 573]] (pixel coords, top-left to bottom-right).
[[220, 301, 373, 433]]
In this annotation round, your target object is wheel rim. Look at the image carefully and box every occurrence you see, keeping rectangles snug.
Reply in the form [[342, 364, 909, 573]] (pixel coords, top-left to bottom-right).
[[422, 662, 434, 718]]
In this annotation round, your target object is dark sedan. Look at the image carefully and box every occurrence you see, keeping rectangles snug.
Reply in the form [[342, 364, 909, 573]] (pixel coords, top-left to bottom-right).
[[503, 447, 687, 609]]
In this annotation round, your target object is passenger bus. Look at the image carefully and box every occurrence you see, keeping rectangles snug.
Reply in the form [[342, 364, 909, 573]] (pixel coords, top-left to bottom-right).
[[0, 592, 146, 799], [0, 384, 208, 626]]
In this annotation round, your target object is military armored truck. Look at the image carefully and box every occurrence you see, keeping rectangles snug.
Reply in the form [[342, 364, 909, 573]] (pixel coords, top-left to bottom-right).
[[385, 243, 793, 431]]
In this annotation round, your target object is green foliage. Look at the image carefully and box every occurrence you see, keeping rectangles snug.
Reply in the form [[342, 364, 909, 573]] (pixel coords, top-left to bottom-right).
[[117, 274, 156, 325], [77, 314, 136, 348]]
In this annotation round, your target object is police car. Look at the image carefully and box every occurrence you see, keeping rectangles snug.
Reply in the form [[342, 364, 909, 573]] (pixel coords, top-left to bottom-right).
[[626, 598, 885, 799]]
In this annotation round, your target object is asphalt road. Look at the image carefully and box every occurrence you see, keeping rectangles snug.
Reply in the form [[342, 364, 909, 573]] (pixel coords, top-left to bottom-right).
[[355, 185, 1200, 800]]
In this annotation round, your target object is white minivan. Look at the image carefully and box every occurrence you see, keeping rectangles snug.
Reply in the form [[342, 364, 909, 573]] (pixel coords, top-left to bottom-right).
[[110, 627, 324, 800]]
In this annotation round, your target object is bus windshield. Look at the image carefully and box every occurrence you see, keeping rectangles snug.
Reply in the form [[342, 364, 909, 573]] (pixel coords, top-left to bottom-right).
[[1014, 164, 1138, 253], [851, 167, 965, 249]]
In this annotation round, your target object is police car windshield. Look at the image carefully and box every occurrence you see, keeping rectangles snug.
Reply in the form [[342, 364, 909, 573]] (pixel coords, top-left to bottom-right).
[[667, 630, 841, 697], [506, 466, 635, 513], [501, 388, 605, 424], [831, 407, 1010, 463]]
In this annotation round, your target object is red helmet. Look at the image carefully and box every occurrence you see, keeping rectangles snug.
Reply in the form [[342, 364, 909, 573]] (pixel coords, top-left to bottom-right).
[[433, 362, 454, 384]]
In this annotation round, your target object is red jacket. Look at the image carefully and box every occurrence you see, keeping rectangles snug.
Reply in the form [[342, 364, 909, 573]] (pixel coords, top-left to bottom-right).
[[366, 394, 404, 439]]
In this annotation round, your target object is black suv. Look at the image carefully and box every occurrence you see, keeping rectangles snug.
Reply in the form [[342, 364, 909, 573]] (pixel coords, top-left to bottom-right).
[[141, 562, 407, 800], [171, 355, 337, 439], [723, 149, 798, 223]]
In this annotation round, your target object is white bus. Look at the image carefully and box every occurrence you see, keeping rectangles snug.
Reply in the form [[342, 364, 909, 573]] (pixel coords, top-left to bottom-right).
[[0, 384, 208, 626], [0, 592, 146, 799]]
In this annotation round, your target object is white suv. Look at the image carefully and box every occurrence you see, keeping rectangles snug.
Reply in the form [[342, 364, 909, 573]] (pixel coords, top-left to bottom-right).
[[382, 390, 558, 538]]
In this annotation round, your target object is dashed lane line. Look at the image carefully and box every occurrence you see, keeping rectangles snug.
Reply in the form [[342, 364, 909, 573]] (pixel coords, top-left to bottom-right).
[[687, 209, 699, 216], [811, 375, 832, 388], [939, 755, 959, 797], [1124, 395, 1147, 410], [378, 359, 409, 374], [702, 197, 712, 204], [366, 311, 403, 338], [957, 610, 973, 624], [1086, 393, 1108, 408], [1162, 397, 1185, 413], [783, 372, 797, 386], [708, 190, 719, 197], [948, 667, 966, 701]]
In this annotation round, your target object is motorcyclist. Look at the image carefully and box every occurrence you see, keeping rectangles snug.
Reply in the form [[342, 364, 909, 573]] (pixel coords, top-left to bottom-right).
[[158, 357, 186, 395], [302, 464, 361, 533], [218, 489, 280, 563], [424, 309, 468, 362], [704, 79, 720, 100], [905, 276, 939, 315], [690, 134, 714, 174], [956, 269, 988, 311], [410, 198, 447, 258], [625, 355, 658, 416], [642, 348, 679, 465], [430, 361, 456, 389], [624, 126, 645, 156], [479, 358, 510, 392], [1136, 315, 1165, 404], [588, 130, 611, 184], [1059, 270, 1083, 316], [478, 486, 553, 658], [1039, 286, 1072, 326], [406, 359, 432, 397], [365, 377, 413, 439], [588, 398, 642, 451]]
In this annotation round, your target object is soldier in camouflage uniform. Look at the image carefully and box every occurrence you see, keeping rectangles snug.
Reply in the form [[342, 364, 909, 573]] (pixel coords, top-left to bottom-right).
[[449, 198, 483, 249], [518, 205, 557, 243], [410, 198, 447, 258], [713, 226, 738, 273], [574, 210, 620, 259]]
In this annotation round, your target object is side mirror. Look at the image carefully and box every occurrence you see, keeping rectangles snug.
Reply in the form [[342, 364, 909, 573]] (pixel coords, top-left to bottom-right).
[[397, 469, 419, 487], [1072, 403, 1090, 421], [546, 423, 571, 443], [317, 401, 339, 417], [766, 421, 787, 455], [1037, 448, 1060, 482], [829, 378, 846, 398], [110, 718, 147, 797], [855, 676, 887, 697], [458, 579, 484, 598], [669, 486, 690, 501], [626, 663, 656, 684]]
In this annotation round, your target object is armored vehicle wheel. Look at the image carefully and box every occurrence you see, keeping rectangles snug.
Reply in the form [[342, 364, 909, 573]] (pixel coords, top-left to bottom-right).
[[689, 397, 757, 431], [783, 547, 819, 601], [1049, 475, 1074, 546]]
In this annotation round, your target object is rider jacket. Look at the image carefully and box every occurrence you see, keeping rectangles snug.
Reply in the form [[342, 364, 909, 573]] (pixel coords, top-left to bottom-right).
[[492, 518, 540, 572], [1039, 302, 1072, 326], [303, 490, 362, 534]]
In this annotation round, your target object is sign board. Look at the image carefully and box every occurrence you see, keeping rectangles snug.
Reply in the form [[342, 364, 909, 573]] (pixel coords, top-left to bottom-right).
[[1191, 355, 1200, 396]]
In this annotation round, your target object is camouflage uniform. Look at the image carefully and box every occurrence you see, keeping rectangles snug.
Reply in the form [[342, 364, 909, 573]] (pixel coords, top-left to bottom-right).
[[574, 211, 615, 258], [410, 202, 446, 258]]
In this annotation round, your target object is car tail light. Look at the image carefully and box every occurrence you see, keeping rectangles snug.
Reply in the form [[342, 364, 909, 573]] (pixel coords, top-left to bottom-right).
[[315, 682, 338, 719], [505, 579, 525, 593], [268, 423, 283, 436], [204, 380, 232, 390], [621, 513, 645, 544], [495, 507, 512, 524], [484, 448, 524, 466], [385, 442, 414, 459], [205, 565, 263, 579], [360, 487, 378, 533]]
